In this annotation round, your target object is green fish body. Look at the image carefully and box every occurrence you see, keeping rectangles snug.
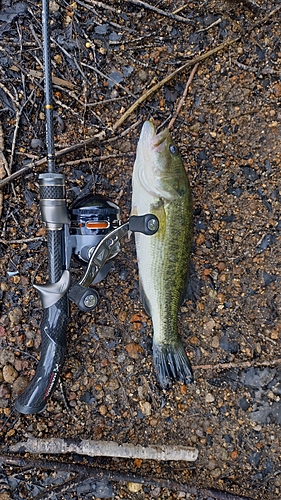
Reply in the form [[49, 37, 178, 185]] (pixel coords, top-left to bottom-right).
[[131, 121, 193, 388]]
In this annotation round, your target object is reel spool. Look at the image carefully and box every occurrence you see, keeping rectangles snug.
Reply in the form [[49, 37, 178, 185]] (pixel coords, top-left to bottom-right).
[[69, 194, 121, 284]]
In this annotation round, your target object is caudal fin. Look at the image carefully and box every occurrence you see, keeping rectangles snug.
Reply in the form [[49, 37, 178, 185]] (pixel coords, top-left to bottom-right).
[[153, 340, 193, 388]]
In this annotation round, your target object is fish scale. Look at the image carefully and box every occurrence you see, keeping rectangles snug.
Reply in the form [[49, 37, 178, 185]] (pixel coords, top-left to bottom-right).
[[131, 121, 193, 388]]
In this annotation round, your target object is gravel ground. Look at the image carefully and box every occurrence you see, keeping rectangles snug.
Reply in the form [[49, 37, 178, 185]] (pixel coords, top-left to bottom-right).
[[0, 0, 281, 498]]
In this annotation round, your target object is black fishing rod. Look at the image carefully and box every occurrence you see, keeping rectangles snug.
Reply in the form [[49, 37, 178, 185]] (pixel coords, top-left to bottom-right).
[[15, 1, 159, 415], [15, 0, 70, 414]]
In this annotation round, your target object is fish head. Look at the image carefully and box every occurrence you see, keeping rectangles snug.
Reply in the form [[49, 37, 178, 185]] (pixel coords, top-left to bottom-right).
[[132, 121, 186, 202]]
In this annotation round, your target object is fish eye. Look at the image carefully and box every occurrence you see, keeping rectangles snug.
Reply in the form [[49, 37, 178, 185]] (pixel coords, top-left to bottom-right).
[[169, 144, 179, 155]]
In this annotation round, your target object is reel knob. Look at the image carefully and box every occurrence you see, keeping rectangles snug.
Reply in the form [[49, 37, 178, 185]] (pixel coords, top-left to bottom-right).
[[68, 283, 99, 311]]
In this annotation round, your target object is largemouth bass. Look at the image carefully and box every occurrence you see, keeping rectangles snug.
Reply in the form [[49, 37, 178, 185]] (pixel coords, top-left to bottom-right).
[[131, 121, 193, 388]]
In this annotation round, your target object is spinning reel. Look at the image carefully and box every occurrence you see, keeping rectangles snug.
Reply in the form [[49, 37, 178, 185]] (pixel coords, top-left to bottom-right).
[[34, 173, 159, 315]]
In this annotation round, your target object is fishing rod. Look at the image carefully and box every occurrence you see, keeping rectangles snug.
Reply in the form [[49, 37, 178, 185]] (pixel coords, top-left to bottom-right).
[[15, 0, 159, 415], [15, 0, 71, 414]]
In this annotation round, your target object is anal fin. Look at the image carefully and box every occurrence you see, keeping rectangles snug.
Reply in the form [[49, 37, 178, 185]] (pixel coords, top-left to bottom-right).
[[180, 261, 203, 307]]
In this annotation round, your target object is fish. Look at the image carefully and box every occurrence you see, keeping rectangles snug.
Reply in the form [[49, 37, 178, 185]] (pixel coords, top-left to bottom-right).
[[131, 120, 193, 388]]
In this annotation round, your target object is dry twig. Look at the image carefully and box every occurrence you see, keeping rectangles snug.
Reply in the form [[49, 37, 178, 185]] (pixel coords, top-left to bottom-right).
[[124, 0, 193, 24], [112, 38, 240, 131], [194, 357, 281, 372], [0, 121, 8, 218], [10, 438, 198, 462], [0, 236, 45, 245], [168, 63, 199, 130], [0, 454, 256, 500]]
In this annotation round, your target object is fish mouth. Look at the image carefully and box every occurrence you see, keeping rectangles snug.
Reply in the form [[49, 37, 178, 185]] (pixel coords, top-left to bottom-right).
[[139, 121, 170, 154]]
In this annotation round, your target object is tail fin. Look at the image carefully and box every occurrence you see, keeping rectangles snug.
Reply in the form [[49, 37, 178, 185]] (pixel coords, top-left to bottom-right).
[[153, 340, 193, 388]]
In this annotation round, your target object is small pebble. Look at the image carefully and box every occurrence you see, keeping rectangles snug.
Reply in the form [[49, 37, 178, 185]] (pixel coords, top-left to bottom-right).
[[54, 54, 62, 64], [149, 418, 158, 427], [207, 459, 217, 470], [12, 376, 29, 397], [8, 307, 22, 325], [211, 335, 220, 348], [210, 468, 221, 478], [108, 379, 120, 391], [0, 384, 10, 398], [203, 319, 216, 335], [205, 393, 215, 403], [151, 487, 161, 497], [196, 233, 205, 245], [99, 405, 107, 416], [3, 365, 18, 383], [30, 138, 44, 149], [125, 343, 144, 359], [127, 482, 143, 493], [139, 401, 151, 416], [138, 69, 148, 82], [96, 325, 115, 339], [50, 1, 60, 11], [0, 349, 15, 367]]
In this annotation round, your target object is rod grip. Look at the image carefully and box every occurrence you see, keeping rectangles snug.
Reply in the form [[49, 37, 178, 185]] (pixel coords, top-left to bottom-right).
[[15, 172, 69, 414], [15, 296, 68, 414]]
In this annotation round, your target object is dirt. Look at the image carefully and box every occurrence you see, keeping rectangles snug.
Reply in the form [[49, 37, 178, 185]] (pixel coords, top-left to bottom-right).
[[0, 0, 281, 498]]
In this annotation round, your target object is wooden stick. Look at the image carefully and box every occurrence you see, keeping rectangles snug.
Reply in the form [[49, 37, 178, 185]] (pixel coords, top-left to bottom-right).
[[0, 236, 45, 245], [0, 454, 256, 500], [0, 121, 8, 218], [112, 37, 240, 131], [168, 63, 199, 130], [10, 438, 198, 462], [124, 0, 193, 24], [194, 357, 281, 372]]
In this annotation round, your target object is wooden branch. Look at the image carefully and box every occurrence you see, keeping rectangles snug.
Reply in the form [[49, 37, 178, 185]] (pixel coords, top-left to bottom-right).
[[0, 236, 45, 245], [1, 455, 256, 500], [194, 357, 281, 372], [29, 69, 75, 90], [112, 37, 240, 131], [168, 63, 199, 130], [10, 438, 198, 462], [0, 121, 8, 218], [124, 0, 193, 24]]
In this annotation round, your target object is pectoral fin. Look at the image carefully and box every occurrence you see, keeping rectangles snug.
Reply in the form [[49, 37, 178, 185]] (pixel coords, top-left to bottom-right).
[[130, 205, 138, 216]]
